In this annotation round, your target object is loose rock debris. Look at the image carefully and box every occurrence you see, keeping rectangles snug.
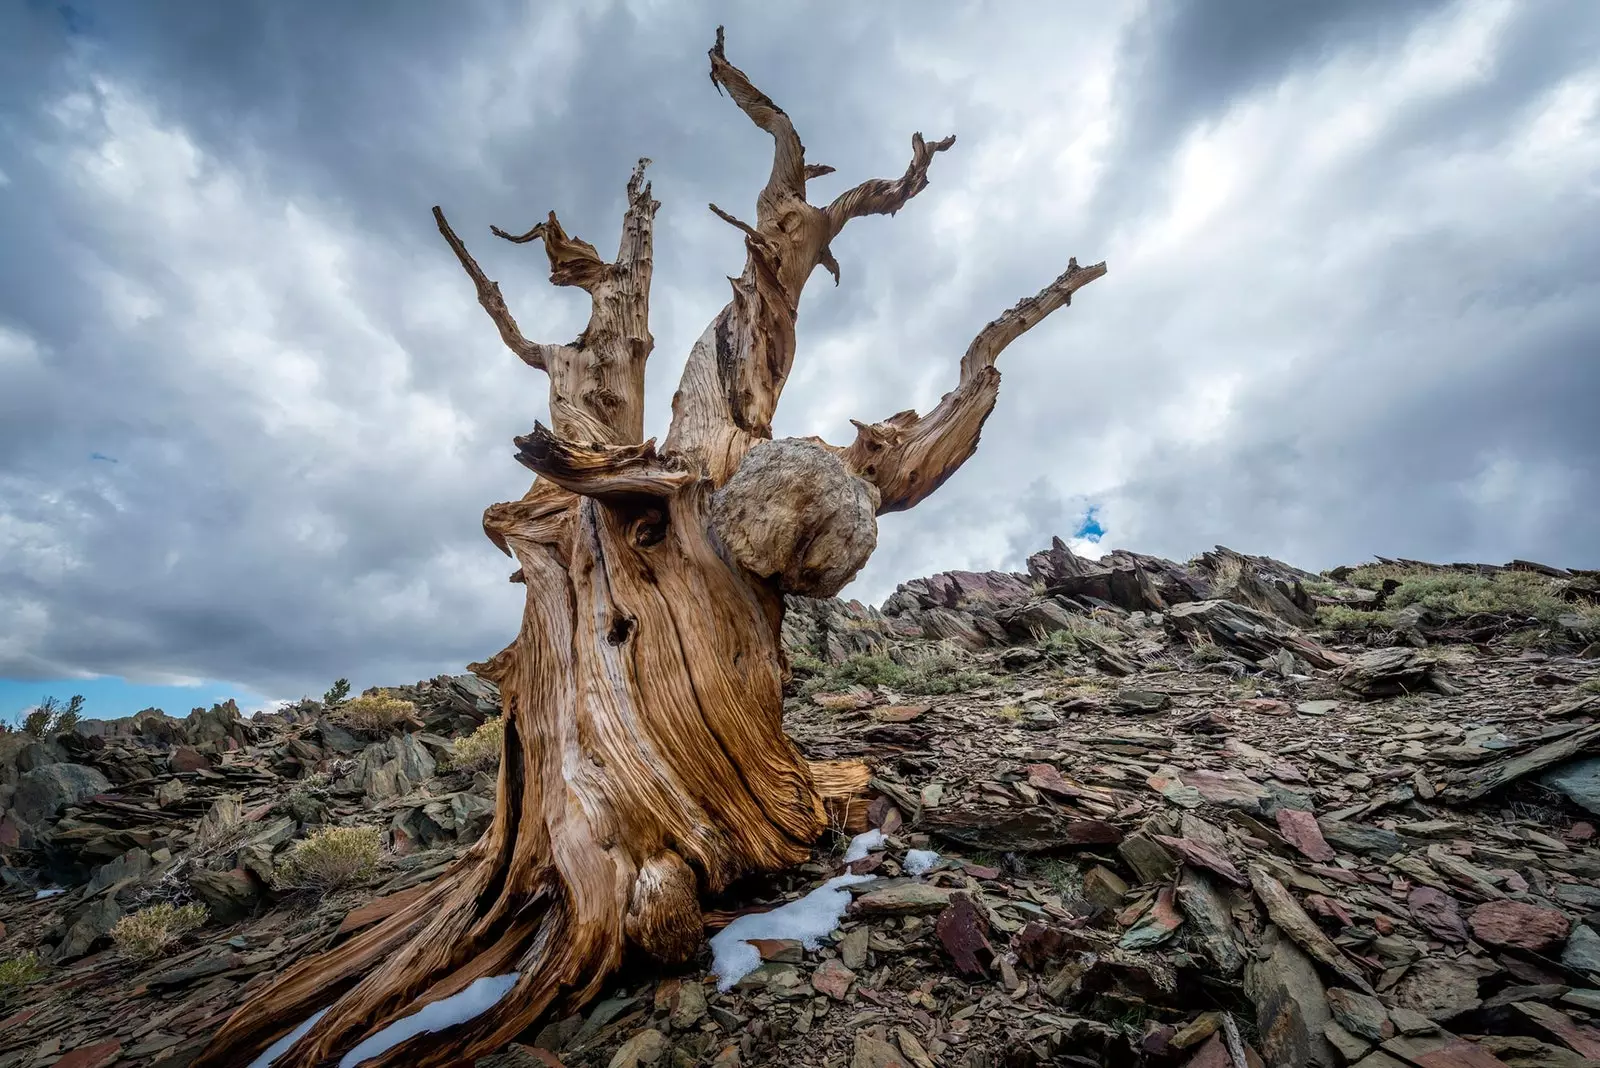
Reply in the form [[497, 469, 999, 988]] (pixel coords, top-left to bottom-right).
[[3, 543, 1600, 1066]]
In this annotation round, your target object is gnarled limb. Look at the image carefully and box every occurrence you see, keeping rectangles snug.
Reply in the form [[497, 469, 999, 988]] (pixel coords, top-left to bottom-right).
[[844, 257, 1108, 513], [437, 158, 659, 445], [664, 30, 955, 484], [825, 131, 956, 230], [513, 422, 691, 501]]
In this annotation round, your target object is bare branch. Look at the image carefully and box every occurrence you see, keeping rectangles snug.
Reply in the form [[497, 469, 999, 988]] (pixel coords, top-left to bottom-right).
[[513, 422, 692, 500], [491, 212, 611, 291], [709, 26, 807, 221], [433, 206, 560, 371], [843, 258, 1107, 513], [825, 133, 956, 233]]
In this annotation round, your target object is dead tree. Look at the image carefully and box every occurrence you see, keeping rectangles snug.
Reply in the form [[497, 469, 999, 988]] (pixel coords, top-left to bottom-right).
[[198, 28, 1104, 1068]]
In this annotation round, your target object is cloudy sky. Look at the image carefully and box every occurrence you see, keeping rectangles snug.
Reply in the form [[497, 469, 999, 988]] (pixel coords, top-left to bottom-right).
[[2, 0, 1597, 718]]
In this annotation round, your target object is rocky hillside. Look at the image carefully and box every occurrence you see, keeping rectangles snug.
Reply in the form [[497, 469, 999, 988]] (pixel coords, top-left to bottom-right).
[[2, 542, 1599, 1068]]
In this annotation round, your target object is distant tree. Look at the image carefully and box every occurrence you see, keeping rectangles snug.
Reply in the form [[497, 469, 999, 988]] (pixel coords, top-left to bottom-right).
[[322, 678, 351, 707], [23, 695, 84, 737]]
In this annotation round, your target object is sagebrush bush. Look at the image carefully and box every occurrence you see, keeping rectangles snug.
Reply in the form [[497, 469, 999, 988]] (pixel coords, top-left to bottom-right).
[[450, 717, 504, 772], [111, 903, 209, 961], [335, 692, 415, 732], [1315, 604, 1394, 633], [803, 648, 991, 697], [1037, 617, 1124, 655], [0, 952, 46, 1002], [276, 826, 383, 891]]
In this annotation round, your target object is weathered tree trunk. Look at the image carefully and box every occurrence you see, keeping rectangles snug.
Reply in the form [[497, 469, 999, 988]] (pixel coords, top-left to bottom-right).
[[197, 28, 1103, 1068]]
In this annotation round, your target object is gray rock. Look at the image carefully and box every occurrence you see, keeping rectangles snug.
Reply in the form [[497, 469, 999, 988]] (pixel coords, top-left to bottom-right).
[[1562, 924, 1600, 974], [1174, 869, 1243, 975], [11, 763, 112, 826], [86, 847, 153, 896], [1318, 820, 1404, 858], [189, 867, 264, 924], [56, 896, 122, 961], [1245, 923, 1336, 1068], [1540, 757, 1600, 816]]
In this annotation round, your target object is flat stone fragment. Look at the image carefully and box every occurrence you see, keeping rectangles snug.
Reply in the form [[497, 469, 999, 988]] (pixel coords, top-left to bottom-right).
[[1562, 925, 1600, 973], [811, 958, 856, 1000], [1245, 923, 1337, 1068], [1175, 870, 1243, 975], [851, 882, 954, 916], [1408, 886, 1468, 944], [1184, 768, 1270, 813], [1469, 899, 1571, 952], [1327, 987, 1393, 1043], [1119, 886, 1184, 950], [1276, 808, 1336, 862], [1318, 820, 1404, 857]]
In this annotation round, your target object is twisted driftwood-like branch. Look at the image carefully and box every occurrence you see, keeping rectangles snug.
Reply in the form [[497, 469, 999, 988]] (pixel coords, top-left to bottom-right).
[[842, 257, 1108, 512], [435, 158, 659, 445]]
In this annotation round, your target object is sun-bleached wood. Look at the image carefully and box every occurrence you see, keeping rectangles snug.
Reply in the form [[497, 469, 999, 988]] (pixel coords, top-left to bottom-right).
[[197, 27, 1102, 1068]]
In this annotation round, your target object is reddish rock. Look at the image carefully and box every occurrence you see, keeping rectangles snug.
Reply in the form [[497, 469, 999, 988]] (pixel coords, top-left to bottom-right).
[[51, 1040, 122, 1068], [1567, 821, 1595, 842], [1153, 835, 1247, 887], [812, 958, 856, 1000], [1468, 899, 1571, 952], [934, 892, 993, 976], [0, 1007, 37, 1032], [168, 746, 212, 772], [1276, 809, 1336, 862], [1408, 886, 1468, 944], [1238, 698, 1290, 716]]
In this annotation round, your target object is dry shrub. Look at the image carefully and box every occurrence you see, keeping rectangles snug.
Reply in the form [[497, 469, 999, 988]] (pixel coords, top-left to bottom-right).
[[0, 952, 46, 1004], [335, 691, 415, 732], [111, 902, 208, 961], [450, 717, 504, 772], [276, 826, 382, 891]]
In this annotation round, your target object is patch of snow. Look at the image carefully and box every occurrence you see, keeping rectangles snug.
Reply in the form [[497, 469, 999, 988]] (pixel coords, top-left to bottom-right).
[[34, 888, 65, 900], [904, 849, 940, 876], [709, 873, 876, 992], [338, 972, 520, 1067], [841, 828, 885, 863], [247, 1008, 329, 1068]]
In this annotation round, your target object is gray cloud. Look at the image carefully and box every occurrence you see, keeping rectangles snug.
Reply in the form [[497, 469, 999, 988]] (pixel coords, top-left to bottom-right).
[[2, 0, 1597, 703]]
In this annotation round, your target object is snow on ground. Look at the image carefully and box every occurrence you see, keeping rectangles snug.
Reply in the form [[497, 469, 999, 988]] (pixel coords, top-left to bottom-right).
[[708, 873, 876, 992]]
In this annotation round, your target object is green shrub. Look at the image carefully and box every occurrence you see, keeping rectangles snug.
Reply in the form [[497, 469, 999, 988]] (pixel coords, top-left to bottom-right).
[[1315, 604, 1394, 633], [111, 903, 209, 961], [803, 649, 992, 697], [276, 826, 383, 891], [0, 952, 46, 1003], [23, 695, 83, 737], [450, 717, 504, 772]]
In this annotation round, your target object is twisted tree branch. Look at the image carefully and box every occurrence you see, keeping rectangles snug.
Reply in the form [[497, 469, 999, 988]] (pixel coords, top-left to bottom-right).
[[513, 422, 692, 501], [825, 132, 956, 232], [433, 207, 560, 372], [844, 257, 1108, 513]]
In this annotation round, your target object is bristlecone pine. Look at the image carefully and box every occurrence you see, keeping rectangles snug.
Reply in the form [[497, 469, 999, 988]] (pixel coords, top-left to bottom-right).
[[198, 28, 1105, 1068]]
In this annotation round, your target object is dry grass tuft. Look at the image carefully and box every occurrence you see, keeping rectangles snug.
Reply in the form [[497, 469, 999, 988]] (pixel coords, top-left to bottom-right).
[[111, 903, 209, 961], [275, 826, 383, 891], [335, 691, 416, 732], [450, 717, 505, 772]]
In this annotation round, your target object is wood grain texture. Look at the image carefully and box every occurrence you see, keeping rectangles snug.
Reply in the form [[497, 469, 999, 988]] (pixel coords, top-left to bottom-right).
[[197, 26, 1101, 1068]]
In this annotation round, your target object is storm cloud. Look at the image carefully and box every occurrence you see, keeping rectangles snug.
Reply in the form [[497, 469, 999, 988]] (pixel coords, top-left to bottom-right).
[[2, 0, 1597, 705]]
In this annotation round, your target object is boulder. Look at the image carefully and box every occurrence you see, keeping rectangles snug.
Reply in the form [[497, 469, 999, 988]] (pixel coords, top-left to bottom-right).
[[10, 763, 112, 827]]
